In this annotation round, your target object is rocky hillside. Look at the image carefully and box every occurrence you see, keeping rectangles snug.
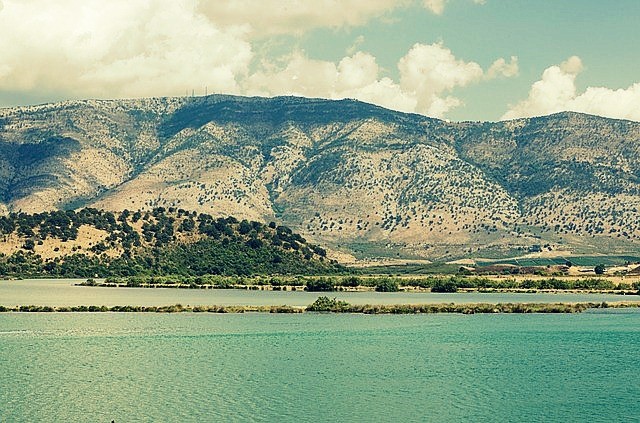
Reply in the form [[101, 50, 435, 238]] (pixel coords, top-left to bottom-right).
[[1, 95, 639, 261]]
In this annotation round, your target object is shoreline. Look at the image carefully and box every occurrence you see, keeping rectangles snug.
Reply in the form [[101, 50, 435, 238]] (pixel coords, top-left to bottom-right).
[[76, 282, 640, 296], [2, 301, 639, 314], [70, 274, 640, 295]]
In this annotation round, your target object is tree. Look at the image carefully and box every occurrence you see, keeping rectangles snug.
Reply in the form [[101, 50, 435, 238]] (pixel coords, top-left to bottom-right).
[[307, 296, 350, 312], [375, 278, 399, 292], [238, 220, 252, 235], [594, 264, 606, 275], [22, 239, 35, 251], [306, 278, 335, 292], [431, 280, 458, 293], [246, 238, 263, 249]]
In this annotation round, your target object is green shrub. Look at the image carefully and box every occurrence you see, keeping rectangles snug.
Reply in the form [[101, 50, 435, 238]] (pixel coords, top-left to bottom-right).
[[431, 280, 458, 293], [307, 296, 350, 312], [375, 278, 399, 292], [306, 277, 335, 292], [340, 276, 361, 287]]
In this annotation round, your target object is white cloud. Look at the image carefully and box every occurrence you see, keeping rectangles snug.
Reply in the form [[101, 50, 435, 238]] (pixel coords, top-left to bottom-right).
[[0, 1, 504, 118], [398, 42, 484, 115], [422, 0, 486, 15], [243, 50, 419, 114], [199, 0, 406, 36], [423, 0, 448, 15], [202, 0, 486, 35], [559, 55, 583, 74], [502, 56, 640, 122], [244, 52, 338, 98], [245, 43, 515, 118], [487, 56, 519, 79], [569, 84, 640, 121], [0, 0, 252, 99], [346, 35, 366, 55], [501, 57, 581, 120], [342, 77, 418, 113]]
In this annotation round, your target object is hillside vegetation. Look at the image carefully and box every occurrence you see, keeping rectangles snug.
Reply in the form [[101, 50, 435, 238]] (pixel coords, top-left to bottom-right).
[[0, 207, 340, 277], [1, 95, 639, 260]]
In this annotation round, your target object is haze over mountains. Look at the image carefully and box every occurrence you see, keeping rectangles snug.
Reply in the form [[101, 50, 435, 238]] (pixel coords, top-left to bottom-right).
[[1, 95, 639, 261]]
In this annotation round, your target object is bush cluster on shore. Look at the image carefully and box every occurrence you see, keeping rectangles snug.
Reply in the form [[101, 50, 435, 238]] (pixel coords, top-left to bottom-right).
[[0, 304, 303, 313], [86, 274, 640, 293]]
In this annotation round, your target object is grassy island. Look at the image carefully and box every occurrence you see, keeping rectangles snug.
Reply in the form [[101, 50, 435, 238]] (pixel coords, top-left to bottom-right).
[[2, 298, 639, 314]]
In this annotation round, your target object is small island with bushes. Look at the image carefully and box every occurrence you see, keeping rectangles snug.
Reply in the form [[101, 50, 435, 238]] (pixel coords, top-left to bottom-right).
[[2, 297, 639, 314]]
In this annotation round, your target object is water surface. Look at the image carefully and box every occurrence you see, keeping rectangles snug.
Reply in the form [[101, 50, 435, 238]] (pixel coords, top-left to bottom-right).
[[1, 278, 637, 307], [1, 311, 639, 422]]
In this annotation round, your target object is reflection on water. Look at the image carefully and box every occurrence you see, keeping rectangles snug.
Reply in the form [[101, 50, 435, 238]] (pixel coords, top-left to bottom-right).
[[1, 278, 638, 307]]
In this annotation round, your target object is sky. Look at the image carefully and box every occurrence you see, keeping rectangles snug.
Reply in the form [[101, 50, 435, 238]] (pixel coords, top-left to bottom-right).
[[0, 0, 639, 122]]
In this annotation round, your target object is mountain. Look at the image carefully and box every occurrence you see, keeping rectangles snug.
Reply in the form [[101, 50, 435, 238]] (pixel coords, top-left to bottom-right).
[[1, 95, 639, 261]]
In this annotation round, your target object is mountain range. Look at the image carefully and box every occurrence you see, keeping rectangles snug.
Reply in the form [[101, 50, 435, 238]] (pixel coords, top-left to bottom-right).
[[1, 95, 639, 262]]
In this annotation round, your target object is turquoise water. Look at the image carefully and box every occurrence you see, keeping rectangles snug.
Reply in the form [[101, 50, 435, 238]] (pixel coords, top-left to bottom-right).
[[2, 279, 638, 307], [1, 311, 639, 422]]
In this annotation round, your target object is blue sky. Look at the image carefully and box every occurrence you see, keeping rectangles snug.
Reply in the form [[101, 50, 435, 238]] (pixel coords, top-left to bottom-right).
[[0, 0, 638, 121]]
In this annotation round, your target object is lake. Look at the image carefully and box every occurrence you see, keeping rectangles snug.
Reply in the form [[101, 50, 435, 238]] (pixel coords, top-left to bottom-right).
[[1, 311, 639, 422], [1, 278, 638, 307]]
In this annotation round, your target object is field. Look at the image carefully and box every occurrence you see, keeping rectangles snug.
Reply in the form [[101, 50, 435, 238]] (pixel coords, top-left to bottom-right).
[[357, 255, 640, 279], [477, 255, 640, 267]]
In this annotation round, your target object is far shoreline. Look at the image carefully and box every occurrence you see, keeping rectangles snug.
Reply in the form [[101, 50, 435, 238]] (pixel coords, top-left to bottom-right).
[[80, 282, 640, 296]]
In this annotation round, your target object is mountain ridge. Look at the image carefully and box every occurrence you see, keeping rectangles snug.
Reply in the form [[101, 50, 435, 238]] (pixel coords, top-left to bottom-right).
[[1, 95, 639, 261]]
